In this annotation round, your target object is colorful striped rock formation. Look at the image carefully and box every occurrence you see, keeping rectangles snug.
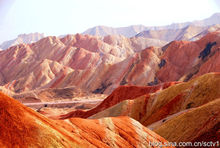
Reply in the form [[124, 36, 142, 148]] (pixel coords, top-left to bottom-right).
[[0, 34, 164, 94], [0, 31, 220, 96], [83, 73, 220, 144], [0, 92, 173, 148]]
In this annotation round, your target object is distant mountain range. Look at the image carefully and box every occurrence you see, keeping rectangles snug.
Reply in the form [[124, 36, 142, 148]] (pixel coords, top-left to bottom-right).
[[0, 33, 45, 50], [136, 24, 220, 41], [83, 13, 220, 41], [1, 13, 220, 50], [82, 25, 147, 37]]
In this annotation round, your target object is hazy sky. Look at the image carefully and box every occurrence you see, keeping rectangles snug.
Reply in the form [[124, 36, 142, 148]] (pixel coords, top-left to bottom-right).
[[0, 0, 220, 43]]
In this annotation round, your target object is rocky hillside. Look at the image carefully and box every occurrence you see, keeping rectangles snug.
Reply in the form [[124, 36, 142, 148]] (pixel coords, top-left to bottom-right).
[[0, 34, 165, 93], [0, 91, 173, 147], [0, 31, 220, 96], [65, 73, 220, 144]]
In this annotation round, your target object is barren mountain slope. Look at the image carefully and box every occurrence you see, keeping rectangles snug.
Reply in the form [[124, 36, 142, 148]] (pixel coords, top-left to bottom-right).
[[1, 31, 220, 96], [0, 34, 160, 93], [157, 31, 220, 82]]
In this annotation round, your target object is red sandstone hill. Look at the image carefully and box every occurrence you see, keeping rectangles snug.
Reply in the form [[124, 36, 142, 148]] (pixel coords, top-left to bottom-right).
[[0, 91, 173, 148], [83, 73, 220, 144], [157, 31, 220, 82], [0, 31, 220, 97], [51, 46, 163, 94], [0, 34, 165, 94]]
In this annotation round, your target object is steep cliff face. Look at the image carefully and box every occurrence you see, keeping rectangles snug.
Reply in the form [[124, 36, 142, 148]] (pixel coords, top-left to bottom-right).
[[0, 92, 173, 148]]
